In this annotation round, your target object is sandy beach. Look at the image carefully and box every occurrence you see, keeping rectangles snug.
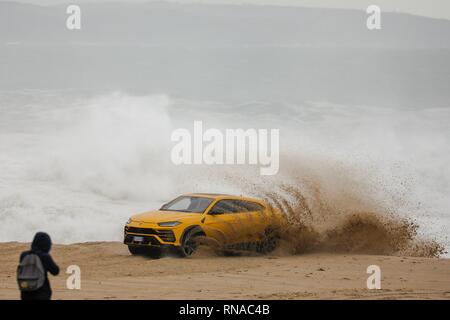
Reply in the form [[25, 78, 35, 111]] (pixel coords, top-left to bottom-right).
[[1, 242, 449, 300]]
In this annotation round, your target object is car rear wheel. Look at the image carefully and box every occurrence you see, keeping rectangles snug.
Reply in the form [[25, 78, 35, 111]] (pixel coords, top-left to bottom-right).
[[257, 228, 279, 254]]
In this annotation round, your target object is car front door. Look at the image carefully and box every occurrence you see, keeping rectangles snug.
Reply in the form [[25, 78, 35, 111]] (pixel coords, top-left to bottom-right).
[[202, 199, 241, 246]]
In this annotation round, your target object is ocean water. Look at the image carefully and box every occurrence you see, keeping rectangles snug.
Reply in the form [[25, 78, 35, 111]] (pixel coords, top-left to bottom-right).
[[0, 90, 448, 254]]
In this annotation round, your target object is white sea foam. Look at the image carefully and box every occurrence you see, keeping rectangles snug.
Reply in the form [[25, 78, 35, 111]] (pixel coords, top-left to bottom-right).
[[0, 91, 448, 253]]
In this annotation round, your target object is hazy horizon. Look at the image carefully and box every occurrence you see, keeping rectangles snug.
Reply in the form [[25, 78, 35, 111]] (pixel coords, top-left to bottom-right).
[[1, 0, 449, 21], [2, 0, 450, 108]]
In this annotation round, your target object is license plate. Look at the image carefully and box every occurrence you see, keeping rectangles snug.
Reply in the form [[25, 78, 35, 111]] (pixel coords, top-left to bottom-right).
[[133, 236, 144, 242]]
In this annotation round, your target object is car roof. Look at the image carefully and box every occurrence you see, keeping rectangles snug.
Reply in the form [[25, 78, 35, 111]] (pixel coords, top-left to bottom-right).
[[183, 193, 264, 203]]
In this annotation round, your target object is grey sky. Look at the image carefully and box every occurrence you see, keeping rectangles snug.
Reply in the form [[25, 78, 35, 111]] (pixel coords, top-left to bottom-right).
[[3, 0, 450, 20]]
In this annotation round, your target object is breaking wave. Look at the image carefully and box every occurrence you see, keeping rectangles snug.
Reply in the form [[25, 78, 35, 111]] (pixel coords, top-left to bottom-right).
[[0, 91, 448, 257]]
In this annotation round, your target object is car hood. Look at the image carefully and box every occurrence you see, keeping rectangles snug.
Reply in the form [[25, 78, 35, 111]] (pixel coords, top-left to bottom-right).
[[131, 210, 202, 224]]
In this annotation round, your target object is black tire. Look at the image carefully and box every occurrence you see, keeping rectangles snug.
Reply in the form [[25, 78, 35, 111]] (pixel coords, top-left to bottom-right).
[[128, 245, 162, 259], [128, 245, 147, 255], [177, 231, 202, 257], [257, 228, 279, 254], [146, 247, 162, 259]]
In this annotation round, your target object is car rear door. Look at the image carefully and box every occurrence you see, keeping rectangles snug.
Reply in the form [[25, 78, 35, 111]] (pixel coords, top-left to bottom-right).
[[232, 200, 267, 243]]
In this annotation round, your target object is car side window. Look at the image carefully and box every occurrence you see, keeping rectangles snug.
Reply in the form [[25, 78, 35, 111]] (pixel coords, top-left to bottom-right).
[[230, 200, 250, 213], [209, 200, 240, 214], [242, 201, 265, 212]]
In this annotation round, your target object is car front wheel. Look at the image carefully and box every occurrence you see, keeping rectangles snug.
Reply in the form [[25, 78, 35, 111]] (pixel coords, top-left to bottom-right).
[[177, 231, 201, 257], [128, 245, 162, 259], [128, 245, 147, 255]]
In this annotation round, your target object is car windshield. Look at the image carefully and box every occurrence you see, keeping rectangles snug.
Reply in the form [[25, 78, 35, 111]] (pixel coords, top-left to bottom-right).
[[160, 196, 213, 213]]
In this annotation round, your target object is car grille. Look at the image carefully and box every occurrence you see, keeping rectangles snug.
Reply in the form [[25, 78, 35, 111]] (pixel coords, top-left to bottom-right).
[[123, 234, 162, 246], [125, 226, 176, 242]]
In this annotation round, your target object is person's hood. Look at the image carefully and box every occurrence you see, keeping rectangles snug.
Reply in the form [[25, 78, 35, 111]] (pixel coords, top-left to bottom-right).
[[31, 232, 52, 253]]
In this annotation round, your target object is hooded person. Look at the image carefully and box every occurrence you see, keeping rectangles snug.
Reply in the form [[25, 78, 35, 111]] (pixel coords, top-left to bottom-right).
[[19, 232, 60, 300]]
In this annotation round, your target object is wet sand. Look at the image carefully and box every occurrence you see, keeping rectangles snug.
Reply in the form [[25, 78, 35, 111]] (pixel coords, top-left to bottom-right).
[[1, 242, 449, 300]]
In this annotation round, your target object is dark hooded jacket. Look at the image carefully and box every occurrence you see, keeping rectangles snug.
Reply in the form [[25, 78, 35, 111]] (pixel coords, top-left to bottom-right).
[[19, 232, 60, 300]]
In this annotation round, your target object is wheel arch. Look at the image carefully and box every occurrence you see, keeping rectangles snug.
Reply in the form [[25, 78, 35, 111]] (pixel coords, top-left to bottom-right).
[[180, 225, 206, 244]]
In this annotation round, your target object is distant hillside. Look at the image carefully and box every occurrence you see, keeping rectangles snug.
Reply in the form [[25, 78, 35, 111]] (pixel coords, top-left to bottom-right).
[[1, 1, 450, 48], [1, 2, 449, 108]]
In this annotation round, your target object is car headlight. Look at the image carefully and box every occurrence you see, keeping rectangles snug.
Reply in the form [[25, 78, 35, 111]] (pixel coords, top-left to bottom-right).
[[126, 218, 132, 224], [158, 221, 181, 227]]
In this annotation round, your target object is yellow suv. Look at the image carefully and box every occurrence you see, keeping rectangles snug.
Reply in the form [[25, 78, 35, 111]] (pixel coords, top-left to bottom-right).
[[124, 193, 285, 258]]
